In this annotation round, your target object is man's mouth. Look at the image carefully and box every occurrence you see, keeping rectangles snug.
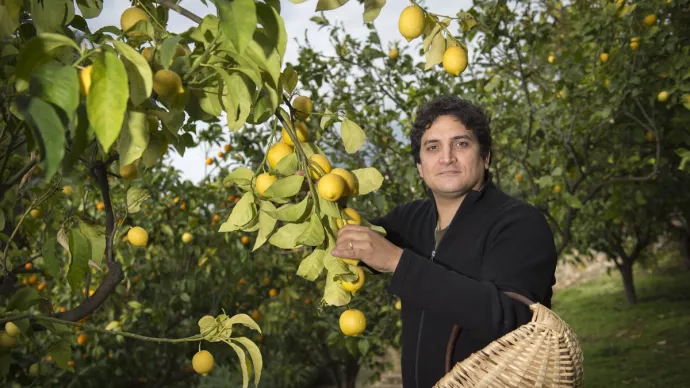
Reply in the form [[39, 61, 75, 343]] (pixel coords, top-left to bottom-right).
[[438, 171, 460, 176]]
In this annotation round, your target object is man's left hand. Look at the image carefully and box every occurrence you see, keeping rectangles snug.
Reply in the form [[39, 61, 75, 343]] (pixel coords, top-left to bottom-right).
[[331, 225, 403, 273]]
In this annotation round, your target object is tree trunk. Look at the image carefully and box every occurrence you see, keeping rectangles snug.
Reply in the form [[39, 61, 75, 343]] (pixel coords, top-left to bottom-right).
[[619, 260, 637, 304], [344, 358, 360, 388], [681, 230, 690, 270]]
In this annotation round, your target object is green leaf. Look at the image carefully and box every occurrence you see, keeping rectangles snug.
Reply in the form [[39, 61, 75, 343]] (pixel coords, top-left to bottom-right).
[[31, 0, 74, 34], [296, 212, 325, 246], [126, 186, 150, 213], [245, 35, 281, 88], [87, 51, 129, 152], [213, 67, 252, 131], [316, 0, 349, 11], [682, 94, 690, 110], [363, 0, 386, 23], [141, 130, 166, 168], [254, 201, 277, 251], [358, 338, 370, 355], [457, 11, 478, 31], [274, 153, 298, 176], [76, 0, 103, 18], [0, 350, 9, 378], [340, 119, 366, 153], [0, 0, 22, 37], [324, 272, 351, 306], [256, 2, 287, 59], [159, 35, 181, 71], [65, 105, 91, 169], [289, 0, 309, 3], [321, 108, 338, 129], [268, 221, 309, 249], [0, 209, 4, 231], [48, 339, 73, 372], [42, 238, 61, 278], [232, 337, 263, 387], [425, 32, 445, 70], [226, 341, 250, 388], [7, 287, 43, 312], [264, 175, 304, 198], [677, 148, 690, 171], [323, 249, 351, 277], [224, 167, 254, 190], [118, 110, 150, 166], [112, 40, 153, 106], [483, 76, 501, 93], [197, 87, 223, 117], [78, 221, 106, 265], [67, 229, 90, 291], [352, 167, 383, 195], [29, 63, 79, 119], [223, 313, 262, 333], [268, 195, 311, 222], [214, 0, 256, 53], [15, 96, 66, 181], [280, 66, 298, 95], [297, 248, 325, 281], [220, 192, 257, 232], [318, 195, 342, 218]]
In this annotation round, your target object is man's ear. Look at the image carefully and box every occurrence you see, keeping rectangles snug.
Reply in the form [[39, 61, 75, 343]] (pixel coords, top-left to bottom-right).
[[416, 162, 424, 179], [484, 151, 491, 169]]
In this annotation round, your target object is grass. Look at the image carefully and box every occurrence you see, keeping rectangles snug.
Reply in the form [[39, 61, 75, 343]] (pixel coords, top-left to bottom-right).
[[552, 266, 690, 388]]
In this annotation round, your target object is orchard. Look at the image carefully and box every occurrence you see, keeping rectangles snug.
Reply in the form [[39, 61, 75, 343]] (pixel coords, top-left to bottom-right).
[[1, 0, 689, 387]]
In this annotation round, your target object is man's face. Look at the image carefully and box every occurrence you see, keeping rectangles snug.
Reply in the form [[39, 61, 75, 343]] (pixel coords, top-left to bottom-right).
[[416, 115, 490, 199]]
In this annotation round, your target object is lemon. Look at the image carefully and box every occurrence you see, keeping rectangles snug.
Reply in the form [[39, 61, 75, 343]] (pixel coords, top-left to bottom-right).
[[339, 309, 366, 336], [552, 184, 562, 194], [600, 53, 608, 63], [255, 173, 278, 197], [309, 154, 332, 179], [267, 142, 294, 169], [79, 65, 93, 96], [0, 332, 17, 348], [4, 322, 20, 337], [317, 173, 346, 202], [182, 232, 194, 244], [398, 5, 425, 42], [29, 363, 39, 377], [281, 121, 308, 146], [292, 96, 313, 118], [148, 115, 159, 130], [657, 91, 669, 102], [388, 48, 399, 59], [121, 7, 150, 37], [120, 163, 138, 180], [548, 55, 555, 63], [630, 37, 640, 51], [336, 208, 361, 229], [127, 226, 148, 247], [153, 69, 184, 98], [395, 300, 402, 310], [192, 350, 214, 376], [643, 14, 657, 26], [443, 46, 468, 76], [331, 168, 356, 195], [30, 208, 42, 218], [62, 185, 73, 196], [342, 267, 365, 292], [141, 47, 154, 63]]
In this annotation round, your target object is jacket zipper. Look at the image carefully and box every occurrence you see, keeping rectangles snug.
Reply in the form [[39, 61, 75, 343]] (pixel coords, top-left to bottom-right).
[[415, 249, 436, 388]]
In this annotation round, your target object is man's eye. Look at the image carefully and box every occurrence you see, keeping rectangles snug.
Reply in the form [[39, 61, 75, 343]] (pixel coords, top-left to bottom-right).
[[427, 145, 437, 151], [455, 141, 468, 147]]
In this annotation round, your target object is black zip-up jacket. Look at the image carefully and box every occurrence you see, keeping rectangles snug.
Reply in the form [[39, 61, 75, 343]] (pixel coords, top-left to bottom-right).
[[371, 177, 557, 388]]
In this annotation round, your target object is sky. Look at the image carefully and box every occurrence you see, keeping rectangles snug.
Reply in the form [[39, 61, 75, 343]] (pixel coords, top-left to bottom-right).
[[85, 0, 473, 182]]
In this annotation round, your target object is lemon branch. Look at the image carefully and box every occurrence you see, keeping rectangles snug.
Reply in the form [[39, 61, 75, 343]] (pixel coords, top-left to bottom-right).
[[0, 314, 206, 343]]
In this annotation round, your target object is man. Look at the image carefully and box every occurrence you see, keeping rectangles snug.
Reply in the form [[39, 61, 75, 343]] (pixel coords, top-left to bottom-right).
[[331, 95, 558, 387]]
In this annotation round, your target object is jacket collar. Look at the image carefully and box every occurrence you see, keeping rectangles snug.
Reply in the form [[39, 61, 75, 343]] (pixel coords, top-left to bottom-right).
[[427, 171, 495, 229]]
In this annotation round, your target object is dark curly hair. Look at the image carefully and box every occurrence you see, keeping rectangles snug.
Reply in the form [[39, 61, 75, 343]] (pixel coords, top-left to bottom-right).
[[410, 95, 492, 166]]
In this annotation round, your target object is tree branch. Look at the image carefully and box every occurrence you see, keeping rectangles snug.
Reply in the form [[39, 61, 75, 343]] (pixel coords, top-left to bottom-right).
[[154, 0, 202, 24]]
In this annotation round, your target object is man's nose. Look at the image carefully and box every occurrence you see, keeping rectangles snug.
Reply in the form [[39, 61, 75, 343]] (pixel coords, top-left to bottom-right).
[[439, 144, 457, 165]]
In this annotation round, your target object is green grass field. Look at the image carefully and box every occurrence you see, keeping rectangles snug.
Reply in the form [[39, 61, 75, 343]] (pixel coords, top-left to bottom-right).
[[552, 267, 690, 388]]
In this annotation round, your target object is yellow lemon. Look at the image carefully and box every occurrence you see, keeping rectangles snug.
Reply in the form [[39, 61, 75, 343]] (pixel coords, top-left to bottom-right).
[[79, 65, 93, 96], [141, 47, 154, 63], [657, 91, 669, 102], [388, 48, 399, 59], [398, 5, 425, 42], [442, 46, 468, 76], [331, 168, 356, 195], [643, 14, 657, 26], [120, 7, 150, 37], [267, 142, 294, 169], [62, 185, 73, 196], [255, 173, 278, 197], [120, 163, 138, 180], [29, 363, 39, 377], [292, 96, 313, 119], [281, 121, 308, 146], [0, 332, 17, 348], [30, 208, 42, 218], [336, 208, 361, 229], [317, 173, 346, 202], [342, 267, 365, 292], [182, 232, 194, 244], [552, 184, 562, 194], [341, 258, 360, 266], [600, 53, 608, 63], [192, 350, 214, 376], [395, 300, 402, 310], [339, 309, 366, 336], [153, 69, 184, 98], [309, 154, 332, 179], [127, 226, 148, 247], [4, 323, 20, 338], [548, 55, 555, 63]]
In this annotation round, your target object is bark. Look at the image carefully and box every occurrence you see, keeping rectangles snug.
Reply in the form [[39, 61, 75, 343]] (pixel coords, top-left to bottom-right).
[[618, 260, 637, 305]]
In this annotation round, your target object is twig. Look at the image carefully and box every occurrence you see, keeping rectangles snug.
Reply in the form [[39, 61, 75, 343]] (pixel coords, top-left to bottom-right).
[[153, 0, 202, 24]]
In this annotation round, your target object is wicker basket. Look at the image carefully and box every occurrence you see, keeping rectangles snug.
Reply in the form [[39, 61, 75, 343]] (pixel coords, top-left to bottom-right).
[[434, 292, 584, 388]]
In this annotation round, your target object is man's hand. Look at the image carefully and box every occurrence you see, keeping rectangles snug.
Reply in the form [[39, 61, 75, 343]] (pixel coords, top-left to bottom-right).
[[331, 225, 404, 273]]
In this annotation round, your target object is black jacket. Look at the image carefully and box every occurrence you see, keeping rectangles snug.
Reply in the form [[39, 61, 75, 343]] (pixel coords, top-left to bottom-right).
[[372, 177, 557, 388]]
